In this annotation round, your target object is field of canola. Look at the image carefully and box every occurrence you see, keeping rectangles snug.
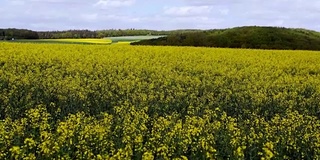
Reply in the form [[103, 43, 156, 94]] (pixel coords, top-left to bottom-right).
[[13, 39, 112, 44], [0, 42, 320, 159]]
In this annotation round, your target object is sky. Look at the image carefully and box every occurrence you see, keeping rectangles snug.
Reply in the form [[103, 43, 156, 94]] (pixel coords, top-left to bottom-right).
[[1, 0, 320, 31]]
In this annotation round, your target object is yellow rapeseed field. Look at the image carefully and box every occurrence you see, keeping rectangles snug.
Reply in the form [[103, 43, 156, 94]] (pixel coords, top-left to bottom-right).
[[0, 42, 319, 159]]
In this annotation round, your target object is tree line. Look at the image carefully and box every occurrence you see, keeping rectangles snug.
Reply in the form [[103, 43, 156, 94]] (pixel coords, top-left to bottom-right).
[[0, 28, 201, 40], [37, 29, 200, 39], [0, 28, 39, 40], [132, 26, 320, 51]]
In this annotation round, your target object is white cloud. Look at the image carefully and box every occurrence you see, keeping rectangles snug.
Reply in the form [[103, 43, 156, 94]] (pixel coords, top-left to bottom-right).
[[81, 14, 99, 21], [10, 0, 25, 5], [219, 9, 229, 15], [94, 0, 135, 8], [180, 0, 242, 6], [164, 6, 212, 17]]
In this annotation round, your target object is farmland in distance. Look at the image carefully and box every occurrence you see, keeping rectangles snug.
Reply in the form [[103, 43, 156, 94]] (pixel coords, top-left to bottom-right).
[[10, 35, 166, 45]]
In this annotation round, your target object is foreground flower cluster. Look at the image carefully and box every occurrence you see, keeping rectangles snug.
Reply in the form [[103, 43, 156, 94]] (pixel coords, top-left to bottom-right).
[[0, 43, 319, 159]]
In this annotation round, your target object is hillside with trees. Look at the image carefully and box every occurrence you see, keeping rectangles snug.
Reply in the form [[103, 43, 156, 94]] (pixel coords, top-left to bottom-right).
[[131, 26, 320, 51], [0, 28, 39, 40]]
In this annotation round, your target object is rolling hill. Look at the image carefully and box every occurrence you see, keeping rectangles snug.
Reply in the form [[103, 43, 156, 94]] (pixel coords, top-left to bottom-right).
[[131, 26, 320, 51]]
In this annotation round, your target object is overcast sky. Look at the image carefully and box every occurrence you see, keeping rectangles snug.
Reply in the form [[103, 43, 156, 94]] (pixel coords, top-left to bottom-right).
[[1, 0, 320, 31]]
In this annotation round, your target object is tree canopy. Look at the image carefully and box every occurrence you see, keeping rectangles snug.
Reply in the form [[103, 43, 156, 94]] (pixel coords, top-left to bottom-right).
[[131, 26, 320, 51], [0, 28, 39, 40]]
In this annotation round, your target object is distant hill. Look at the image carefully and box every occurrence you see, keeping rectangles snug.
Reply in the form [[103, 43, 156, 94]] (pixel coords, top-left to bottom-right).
[[131, 26, 320, 51]]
